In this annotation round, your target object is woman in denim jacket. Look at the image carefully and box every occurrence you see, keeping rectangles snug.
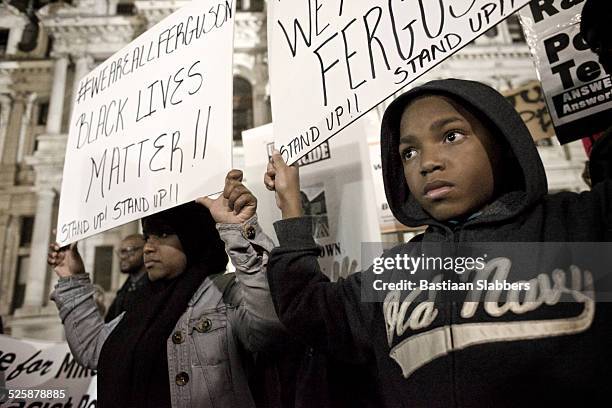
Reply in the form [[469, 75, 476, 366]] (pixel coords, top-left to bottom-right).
[[48, 170, 284, 408]]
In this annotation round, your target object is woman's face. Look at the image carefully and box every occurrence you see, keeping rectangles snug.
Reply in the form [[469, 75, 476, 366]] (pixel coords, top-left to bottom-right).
[[142, 232, 187, 281]]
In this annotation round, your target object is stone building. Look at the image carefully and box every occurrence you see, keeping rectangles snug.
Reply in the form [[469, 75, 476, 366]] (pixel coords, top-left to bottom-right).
[[0, 0, 587, 340]]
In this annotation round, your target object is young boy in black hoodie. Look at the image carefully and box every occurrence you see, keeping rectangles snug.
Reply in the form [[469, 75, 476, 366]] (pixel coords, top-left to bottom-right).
[[264, 79, 612, 407]]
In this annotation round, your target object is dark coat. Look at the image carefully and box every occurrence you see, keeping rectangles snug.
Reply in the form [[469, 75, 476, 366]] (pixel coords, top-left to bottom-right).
[[268, 79, 612, 407]]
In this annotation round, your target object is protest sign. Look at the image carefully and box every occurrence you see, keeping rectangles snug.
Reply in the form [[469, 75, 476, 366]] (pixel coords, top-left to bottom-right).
[[242, 121, 381, 281], [502, 81, 555, 142], [268, 0, 531, 164], [56, 0, 236, 245], [520, 0, 612, 144], [0, 335, 96, 407]]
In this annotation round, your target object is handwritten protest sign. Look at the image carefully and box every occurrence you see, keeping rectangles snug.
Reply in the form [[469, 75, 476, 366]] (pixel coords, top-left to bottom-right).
[[0, 335, 96, 407], [242, 122, 381, 281], [520, 0, 612, 144], [56, 0, 235, 245], [268, 0, 531, 164], [503, 81, 555, 142]]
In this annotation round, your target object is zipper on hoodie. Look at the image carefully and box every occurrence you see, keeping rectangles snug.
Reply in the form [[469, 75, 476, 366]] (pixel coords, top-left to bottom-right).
[[429, 223, 464, 407], [450, 223, 465, 408]]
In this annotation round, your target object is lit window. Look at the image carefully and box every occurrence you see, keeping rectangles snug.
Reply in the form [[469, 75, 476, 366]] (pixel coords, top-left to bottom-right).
[[37, 101, 49, 126], [11, 256, 29, 312], [250, 0, 264, 11], [117, 2, 135, 15], [11, 216, 35, 312], [506, 15, 526, 43], [0, 29, 9, 56], [236, 0, 264, 12], [233, 76, 253, 142], [19, 217, 34, 247], [484, 26, 499, 38], [94, 246, 113, 292]]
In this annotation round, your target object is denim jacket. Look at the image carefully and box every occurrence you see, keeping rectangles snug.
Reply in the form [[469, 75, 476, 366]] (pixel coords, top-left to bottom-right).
[[50, 216, 284, 408]]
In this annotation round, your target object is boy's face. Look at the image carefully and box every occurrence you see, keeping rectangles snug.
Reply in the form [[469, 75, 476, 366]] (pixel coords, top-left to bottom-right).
[[398, 95, 502, 221]]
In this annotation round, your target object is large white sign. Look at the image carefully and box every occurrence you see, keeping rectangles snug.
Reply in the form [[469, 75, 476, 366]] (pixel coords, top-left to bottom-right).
[[0, 335, 96, 407], [268, 0, 531, 164], [56, 0, 236, 245], [242, 122, 381, 281], [520, 0, 612, 144]]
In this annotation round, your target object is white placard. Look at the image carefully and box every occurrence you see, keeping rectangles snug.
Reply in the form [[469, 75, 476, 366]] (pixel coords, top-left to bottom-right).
[[242, 121, 381, 281], [520, 0, 612, 144], [56, 0, 236, 245], [0, 335, 96, 406], [268, 0, 531, 164]]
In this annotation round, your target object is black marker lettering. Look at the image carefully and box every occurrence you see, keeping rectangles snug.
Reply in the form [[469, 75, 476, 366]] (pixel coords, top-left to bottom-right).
[[341, 18, 367, 91], [122, 143, 134, 183], [137, 138, 149, 177], [170, 130, 184, 172], [315, 0, 330, 36], [104, 100, 116, 137], [150, 134, 166, 172], [171, 67, 185, 105], [449, 0, 477, 18], [193, 108, 201, 160], [116, 97, 127, 132], [364, 7, 391, 79], [277, 0, 313, 57], [389, 0, 416, 61], [160, 75, 172, 108], [202, 105, 211, 159], [86, 149, 107, 203], [418, 0, 445, 39], [188, 60, 204, 95], [313, 33, 340, 106], [108, 147, 120, 190]]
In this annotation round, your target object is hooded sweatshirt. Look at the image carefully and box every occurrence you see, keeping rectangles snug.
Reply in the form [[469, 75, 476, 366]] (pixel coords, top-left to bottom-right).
[[267, 79, 612, 407]]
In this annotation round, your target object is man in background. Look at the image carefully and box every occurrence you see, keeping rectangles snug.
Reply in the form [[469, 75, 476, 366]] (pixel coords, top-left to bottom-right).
[[104, 234, 149, 322]]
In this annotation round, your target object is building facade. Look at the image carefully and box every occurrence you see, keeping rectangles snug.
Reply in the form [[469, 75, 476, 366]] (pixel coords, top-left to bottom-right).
[[0, 0, 587, 340]]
